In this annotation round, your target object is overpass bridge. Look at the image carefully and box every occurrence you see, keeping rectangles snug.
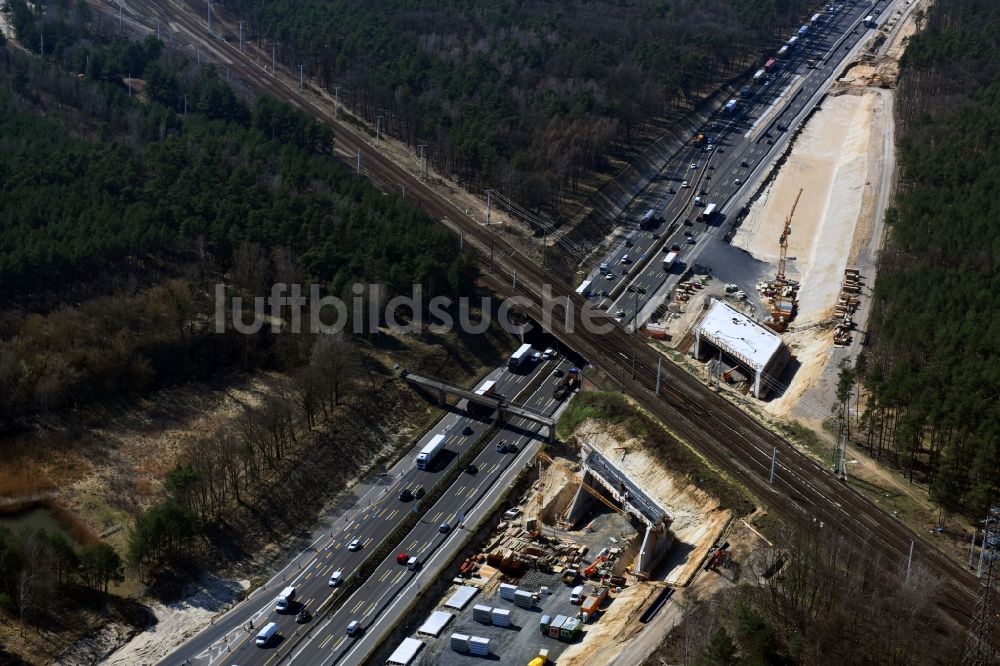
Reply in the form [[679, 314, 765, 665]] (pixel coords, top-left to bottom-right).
[[399, 369, 556, 438], [565, 444, 673, 577]]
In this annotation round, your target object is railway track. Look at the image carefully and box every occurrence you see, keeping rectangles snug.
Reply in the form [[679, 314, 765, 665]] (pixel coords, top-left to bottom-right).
[[107, 0, 982, 639]]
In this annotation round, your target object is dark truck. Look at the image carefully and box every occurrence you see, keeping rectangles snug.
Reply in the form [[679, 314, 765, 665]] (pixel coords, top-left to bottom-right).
[[553, 367, 580, 400]]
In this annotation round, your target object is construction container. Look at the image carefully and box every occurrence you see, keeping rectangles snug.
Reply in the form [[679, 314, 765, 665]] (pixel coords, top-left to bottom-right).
[[472, 604, 493, 624], [450, 633, 470, 653], [469, 636, 490, 656], [499, 583, 518, 601], [514, 589, 534, 608], [491, 608, 511, 627], [548, 615, 567, 638], [561, 617, 582, 641], [539, 614, 551, 633]]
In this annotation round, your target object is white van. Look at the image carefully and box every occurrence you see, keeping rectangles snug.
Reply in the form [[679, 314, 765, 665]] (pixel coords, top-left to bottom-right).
[[620, 254, 630, 264], [407, 556, 420, 571], [329, 570, 343, 587], [346, 619, 363, 636], [255, 622, 278, 647], [570, 585, 585, 604]]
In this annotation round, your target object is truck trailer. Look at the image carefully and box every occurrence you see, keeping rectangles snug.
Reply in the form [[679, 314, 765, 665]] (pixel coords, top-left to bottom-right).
[[416, 433, 447, 470], [662, 251, 678, 271], [697, 203, 717, 222], [507, 343, 532, 370]]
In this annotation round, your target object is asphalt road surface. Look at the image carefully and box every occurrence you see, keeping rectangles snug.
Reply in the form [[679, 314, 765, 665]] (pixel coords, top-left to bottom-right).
[[163, 350, 571, 666], [584, 0, 892, 327]]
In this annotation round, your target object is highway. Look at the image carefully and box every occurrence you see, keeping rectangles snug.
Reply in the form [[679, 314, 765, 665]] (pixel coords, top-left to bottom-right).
[[162, 351, 568, 665], [297, 357, 572, 665], [583, 0, 890, 327], [97, 0, 988, 654]]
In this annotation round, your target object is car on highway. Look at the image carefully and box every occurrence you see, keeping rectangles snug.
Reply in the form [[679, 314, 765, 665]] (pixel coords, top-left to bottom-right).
[[543, 348, 555, 359], [329, 570, 344, 587], [497, 440, 518, 454], [684, 230, 694, 236], [624, 238, 633, 247], [348, 539, 362, 551], [346, 620, 363, 637], [398, 488, 413, 502], [690, 163, 697, 169], [296, 608, 311, 623], [687, 235, 697, 244], [735, 178, 742, 185], [621, 254, 630, 264], [615, 308, 625, 320], [671, 243, 681, 252], [708, 164, 715, 170], [683, 218, 692, 226], [396, 552, 410, 565], [531, 351, 542, 362], [462, 425, 474, 436], [414, 486, 425, 499], [439, 522, 451, 534], [464, 463, 478, 474], [682, 180, 689, 188], [741, 160, 749, 167]]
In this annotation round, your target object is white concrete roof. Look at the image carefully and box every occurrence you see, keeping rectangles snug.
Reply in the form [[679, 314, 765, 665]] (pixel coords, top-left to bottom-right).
[[697, 300, 783, 371], [444, 585, 479, 610], [416, 610, 453, 637], [386, 637, 424, 665]]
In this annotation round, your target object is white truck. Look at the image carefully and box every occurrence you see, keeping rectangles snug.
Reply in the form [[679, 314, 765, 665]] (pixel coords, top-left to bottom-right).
[[724, 99, 737, 113], [416, 433, 447, 470], [697, 203, 717, 222], [507, 343, 532, 370], [275, 586, 296, 613], [663, 251, 678, 271]]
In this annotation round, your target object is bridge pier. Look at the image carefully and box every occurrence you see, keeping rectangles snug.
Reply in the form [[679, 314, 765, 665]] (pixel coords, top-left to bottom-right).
[[635, 524, 673, 577]]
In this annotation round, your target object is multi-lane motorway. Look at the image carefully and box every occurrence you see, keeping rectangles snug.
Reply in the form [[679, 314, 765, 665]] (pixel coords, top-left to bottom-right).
[[164, 350, 571, 665], [584, 0, 889, 327]]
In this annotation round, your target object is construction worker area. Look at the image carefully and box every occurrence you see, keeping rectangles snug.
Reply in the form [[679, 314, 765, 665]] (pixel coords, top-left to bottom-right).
[[384, 431, 748, 666]]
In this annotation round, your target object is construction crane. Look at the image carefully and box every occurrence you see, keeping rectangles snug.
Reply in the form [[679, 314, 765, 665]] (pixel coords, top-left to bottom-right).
[[769, 188, 802, 332], [535, 450, 627, 523]]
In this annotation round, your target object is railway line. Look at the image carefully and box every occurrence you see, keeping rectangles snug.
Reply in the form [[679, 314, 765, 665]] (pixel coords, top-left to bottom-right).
[[107, 0, 982, 642]]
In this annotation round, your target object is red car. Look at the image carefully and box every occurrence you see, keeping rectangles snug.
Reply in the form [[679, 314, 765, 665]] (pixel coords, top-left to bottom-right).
[[396, 552, 410, 565]]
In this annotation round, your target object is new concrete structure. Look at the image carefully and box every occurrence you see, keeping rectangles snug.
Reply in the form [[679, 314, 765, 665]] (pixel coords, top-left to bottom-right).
[[695, 299, 790, 398]]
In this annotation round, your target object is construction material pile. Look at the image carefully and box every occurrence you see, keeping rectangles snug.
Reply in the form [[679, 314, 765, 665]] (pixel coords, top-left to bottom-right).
[[833, 268, 863, 346]]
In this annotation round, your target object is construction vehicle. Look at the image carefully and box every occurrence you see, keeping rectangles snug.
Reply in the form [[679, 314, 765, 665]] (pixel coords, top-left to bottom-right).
[[765, 189, 802, 332], [583, 554, 608, 578], [705, 541, 730, 572], [553, 367, 580, 400]]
